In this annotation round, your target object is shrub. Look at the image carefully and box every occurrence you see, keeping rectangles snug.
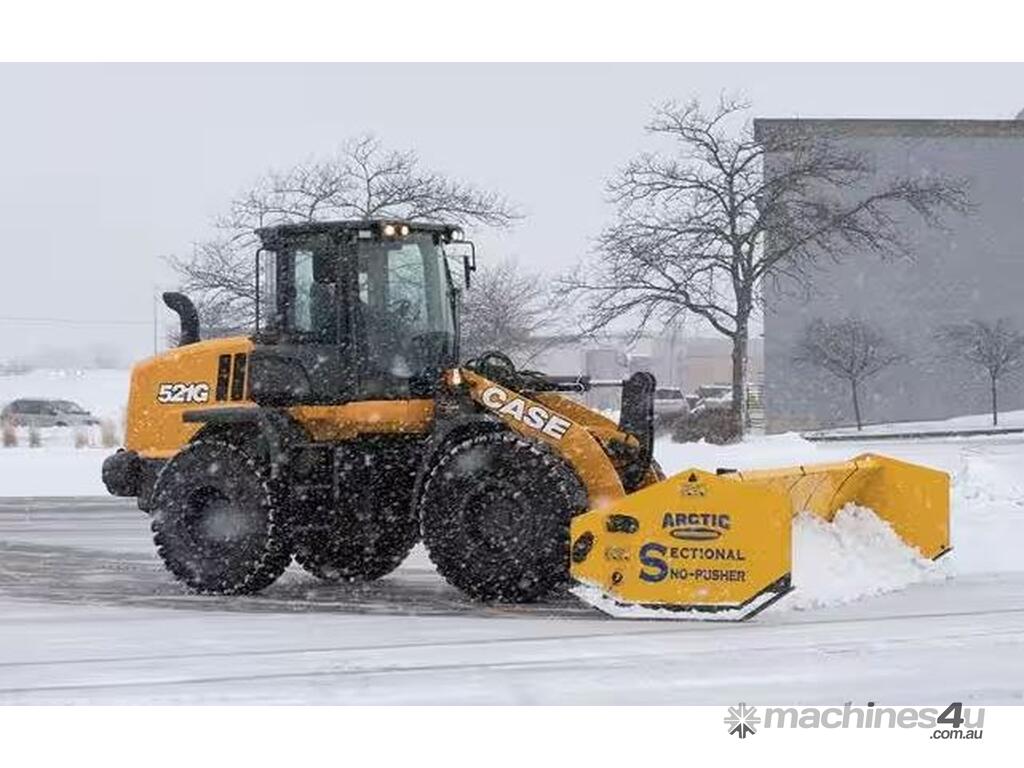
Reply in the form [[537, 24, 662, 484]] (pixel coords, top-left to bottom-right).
[[28, 426, 42, 448], [74, 428, 91, 449], [672, 409, 741, 445], [653, 413, 685, 436]]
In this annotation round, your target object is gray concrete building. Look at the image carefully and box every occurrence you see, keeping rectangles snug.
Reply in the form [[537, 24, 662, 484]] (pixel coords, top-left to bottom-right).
[[756, 118, 1024, 432]]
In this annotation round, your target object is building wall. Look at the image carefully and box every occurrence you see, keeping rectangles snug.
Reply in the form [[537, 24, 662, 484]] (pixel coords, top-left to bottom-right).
[[755, 119, 1024, 432]]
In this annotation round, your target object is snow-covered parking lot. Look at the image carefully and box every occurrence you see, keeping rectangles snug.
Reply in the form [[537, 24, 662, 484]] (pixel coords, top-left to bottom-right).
[[1, 428, 1023, 704]]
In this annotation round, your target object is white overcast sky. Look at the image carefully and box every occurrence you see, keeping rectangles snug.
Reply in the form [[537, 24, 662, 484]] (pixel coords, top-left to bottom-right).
[[1, 63, 1023, 364]]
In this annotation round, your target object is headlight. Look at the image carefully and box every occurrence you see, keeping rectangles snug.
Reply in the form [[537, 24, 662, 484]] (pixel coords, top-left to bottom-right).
[[382, 223, 397, 238]]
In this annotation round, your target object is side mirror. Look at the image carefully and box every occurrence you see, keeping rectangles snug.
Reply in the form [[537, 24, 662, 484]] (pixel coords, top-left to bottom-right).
[[445, 240, 476, 289]]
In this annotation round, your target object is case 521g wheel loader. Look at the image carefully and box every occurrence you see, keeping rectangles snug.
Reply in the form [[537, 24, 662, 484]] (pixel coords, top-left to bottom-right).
[[103, 220, 951, 620]]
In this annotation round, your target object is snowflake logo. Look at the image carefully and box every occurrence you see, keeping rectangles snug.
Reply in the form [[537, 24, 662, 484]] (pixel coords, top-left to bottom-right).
[[724, 703, 760, 738]]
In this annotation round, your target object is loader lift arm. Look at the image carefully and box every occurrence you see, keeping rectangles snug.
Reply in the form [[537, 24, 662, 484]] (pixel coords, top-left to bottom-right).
[[463, 351, 657, 492]]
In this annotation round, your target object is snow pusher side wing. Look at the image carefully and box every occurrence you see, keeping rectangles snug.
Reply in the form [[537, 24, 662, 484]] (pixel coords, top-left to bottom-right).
[[568, 453, 949, 620], [732, 453, 950, 560], [568, 468, 794, 620]]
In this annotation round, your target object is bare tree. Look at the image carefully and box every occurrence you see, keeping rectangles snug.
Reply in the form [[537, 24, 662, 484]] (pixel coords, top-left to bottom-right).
[[460, 258, 561, 364], [169, 135, 519, 334], [560, 96, 970, 435], [935, 319, 1024, 425], [794, 318, 904, 430]]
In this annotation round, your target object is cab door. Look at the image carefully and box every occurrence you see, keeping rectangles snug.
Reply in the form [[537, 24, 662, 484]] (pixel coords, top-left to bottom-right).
[[250, 238, 356, 406]]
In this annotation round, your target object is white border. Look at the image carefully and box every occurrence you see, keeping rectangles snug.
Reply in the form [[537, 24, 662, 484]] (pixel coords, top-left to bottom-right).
[[3, 0, 1023, 62], [3, 705, 1017, 767], [2, 4, 1022, 766]]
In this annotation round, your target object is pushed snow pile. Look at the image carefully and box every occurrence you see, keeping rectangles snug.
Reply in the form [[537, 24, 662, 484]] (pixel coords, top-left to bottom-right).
[[784, 505, 946, 611]]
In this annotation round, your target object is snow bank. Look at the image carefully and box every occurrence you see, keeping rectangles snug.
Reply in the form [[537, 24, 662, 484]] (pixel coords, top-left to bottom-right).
[[805, 408, 1024, 437], [947, 452, 1024, 574], [655, 431, 819, 472]]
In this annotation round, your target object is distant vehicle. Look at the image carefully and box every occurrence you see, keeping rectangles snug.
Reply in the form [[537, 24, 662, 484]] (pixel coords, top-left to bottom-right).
[[690, 384, 733, 415], [652, 386, 688, 419], [0, 399, 100, 428]]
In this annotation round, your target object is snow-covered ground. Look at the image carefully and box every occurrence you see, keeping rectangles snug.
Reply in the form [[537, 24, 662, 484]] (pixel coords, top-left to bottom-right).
[[1, 368, 1023, 702], [1, 488, 1022, 704], [804, 408, 1024, 437]]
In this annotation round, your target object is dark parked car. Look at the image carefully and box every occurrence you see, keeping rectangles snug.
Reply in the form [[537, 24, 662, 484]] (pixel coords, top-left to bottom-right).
[[0, 399, 100, 428]]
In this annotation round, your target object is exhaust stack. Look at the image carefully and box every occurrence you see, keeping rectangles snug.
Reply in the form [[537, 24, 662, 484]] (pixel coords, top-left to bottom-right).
[[162, 292, 200, 346]]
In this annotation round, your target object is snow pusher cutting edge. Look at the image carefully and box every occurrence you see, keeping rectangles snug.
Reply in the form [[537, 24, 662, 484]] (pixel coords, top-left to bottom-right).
[[568, 454, 950, 620]]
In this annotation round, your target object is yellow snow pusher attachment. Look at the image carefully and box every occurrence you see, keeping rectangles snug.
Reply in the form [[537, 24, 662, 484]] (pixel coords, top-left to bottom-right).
[[569, 454, 950, 620]]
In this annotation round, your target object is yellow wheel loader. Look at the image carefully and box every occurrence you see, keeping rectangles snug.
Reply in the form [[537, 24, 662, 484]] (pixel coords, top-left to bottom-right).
[[103, 220, 950, 619]]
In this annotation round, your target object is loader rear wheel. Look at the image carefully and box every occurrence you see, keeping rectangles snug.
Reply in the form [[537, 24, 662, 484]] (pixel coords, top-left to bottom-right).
[[419, 431, 588, 603], [150, 438, 291, 595]]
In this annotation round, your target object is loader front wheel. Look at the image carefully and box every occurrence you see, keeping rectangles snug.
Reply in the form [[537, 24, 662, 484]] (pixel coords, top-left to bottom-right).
[[419, 432, 587, 603], [150, 438, 291, 595]]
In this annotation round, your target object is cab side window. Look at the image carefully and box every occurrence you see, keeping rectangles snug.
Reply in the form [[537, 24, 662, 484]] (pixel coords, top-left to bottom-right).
[[289, 248, 337, 344]]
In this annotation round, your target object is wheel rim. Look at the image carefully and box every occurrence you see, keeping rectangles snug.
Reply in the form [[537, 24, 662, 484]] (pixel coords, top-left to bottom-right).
[[183, 486, 263, 561], [465, 494, 519, 550], [459, 478, 542, 561]]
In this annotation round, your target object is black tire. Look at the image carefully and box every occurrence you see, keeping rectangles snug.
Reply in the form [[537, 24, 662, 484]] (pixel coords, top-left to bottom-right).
[[419, 431, 588, 603], [291, 439, 421, 582], [293, 510, 419, 583], [292, 500, 420, 583], [150, 438, 291, 595]]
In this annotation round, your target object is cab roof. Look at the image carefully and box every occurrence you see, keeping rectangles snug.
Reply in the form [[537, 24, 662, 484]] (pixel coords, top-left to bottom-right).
[[255, 219, 461, 246]]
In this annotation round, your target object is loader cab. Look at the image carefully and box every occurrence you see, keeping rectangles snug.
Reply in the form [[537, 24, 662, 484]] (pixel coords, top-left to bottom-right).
[[251, 220, 463, 404]]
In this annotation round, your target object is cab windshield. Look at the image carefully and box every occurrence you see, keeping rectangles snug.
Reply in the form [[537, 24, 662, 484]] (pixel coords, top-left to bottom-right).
[[355, 237, 456, 389]]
